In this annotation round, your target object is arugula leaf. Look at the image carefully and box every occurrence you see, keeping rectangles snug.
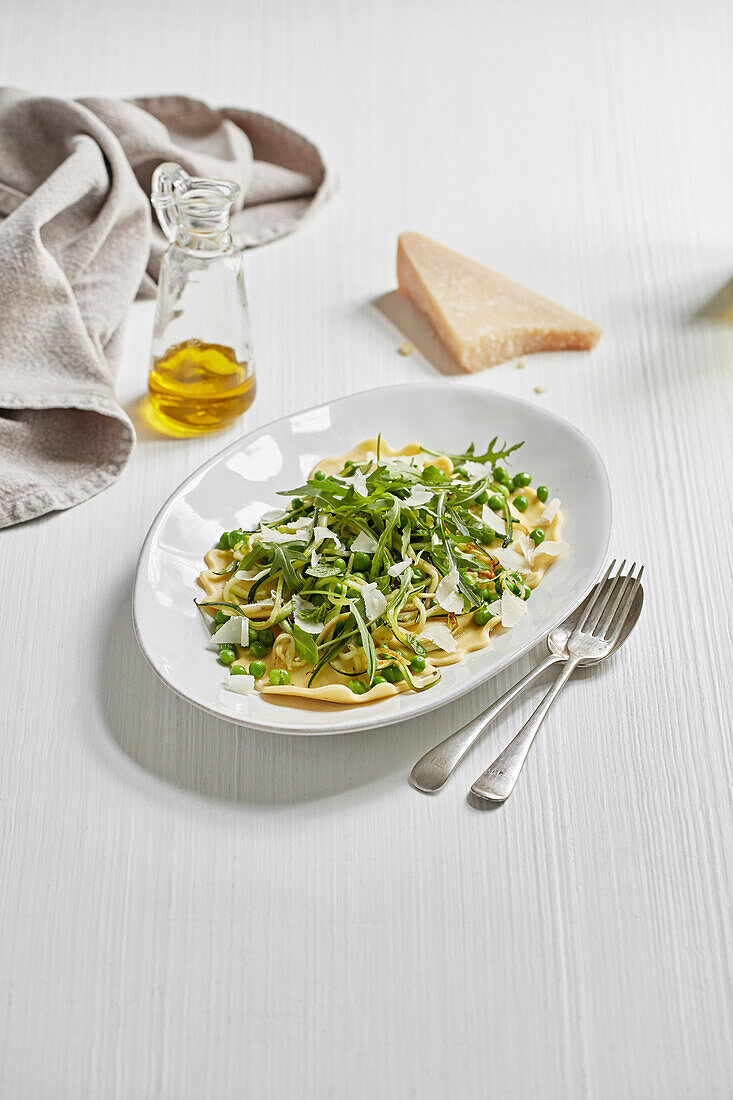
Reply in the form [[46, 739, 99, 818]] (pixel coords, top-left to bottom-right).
[[292, 623, 319, 665], [308, 629, 359, 686], [349, 599, 376, 685], [422, 464, 446, 484], [370, 497, 400, 580], [306, 560, 344, 578], [501, 497, 513, 548], [435, 493, 481, 608], [435, 436, 524, 466], [271, 543, 305, 590]]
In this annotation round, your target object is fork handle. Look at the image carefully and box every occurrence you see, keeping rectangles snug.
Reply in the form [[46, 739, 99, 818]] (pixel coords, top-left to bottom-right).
[[410, 653, 562, 793], [471, 656, 581, 802]]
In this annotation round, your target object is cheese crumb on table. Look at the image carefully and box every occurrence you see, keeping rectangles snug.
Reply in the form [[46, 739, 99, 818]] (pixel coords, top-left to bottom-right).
[[516, 359, 527, 369], [534, 384, 549, 394], [397, 340, 414, 356], [396, 231, 601, 372]]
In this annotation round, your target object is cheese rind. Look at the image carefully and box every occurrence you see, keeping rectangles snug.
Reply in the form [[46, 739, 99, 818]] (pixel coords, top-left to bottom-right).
[[396, 231, 601, 372]]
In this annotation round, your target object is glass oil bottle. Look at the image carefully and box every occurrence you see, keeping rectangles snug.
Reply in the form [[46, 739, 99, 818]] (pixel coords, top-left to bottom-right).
[[148, 163, 256, 435]]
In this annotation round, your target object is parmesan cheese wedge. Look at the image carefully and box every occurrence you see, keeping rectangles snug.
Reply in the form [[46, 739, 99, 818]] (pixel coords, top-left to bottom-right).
[[396, 232, 601, 372]]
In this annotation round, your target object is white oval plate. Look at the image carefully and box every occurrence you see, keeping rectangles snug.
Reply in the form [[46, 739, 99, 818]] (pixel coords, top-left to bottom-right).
[[133, 383, 611, 735]]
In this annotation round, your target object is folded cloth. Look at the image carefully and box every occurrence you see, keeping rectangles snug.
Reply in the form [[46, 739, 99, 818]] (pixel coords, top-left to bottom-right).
[[0, 89, 335, 528]]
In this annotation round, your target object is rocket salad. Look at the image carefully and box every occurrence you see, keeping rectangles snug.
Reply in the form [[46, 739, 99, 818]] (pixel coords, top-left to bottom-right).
[[196, 437, 567, 704]]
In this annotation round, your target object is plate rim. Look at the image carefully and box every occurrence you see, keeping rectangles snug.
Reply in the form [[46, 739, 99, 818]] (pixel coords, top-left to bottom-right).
[[132, 382, 612, 735]]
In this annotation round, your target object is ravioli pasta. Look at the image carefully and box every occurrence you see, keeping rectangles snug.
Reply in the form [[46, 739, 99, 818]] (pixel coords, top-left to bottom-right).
[[197, 439, 567, 705]]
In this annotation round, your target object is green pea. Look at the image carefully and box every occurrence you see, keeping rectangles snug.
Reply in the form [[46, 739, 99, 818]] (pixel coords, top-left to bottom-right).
[[372, 675, 387, 686], [537, 485, 549, 503], [493, 465, 510, 484], [218, 646, 236, 666], [349, 572, 367, 585], [513, 495, 529, 512], [481, 527, 496, 544], [291, 497, 303, 510], [476, 490, 489, 505], [410, 654, 426, 673], [473, 606, 492, 626], [230, 665, 247, 675], [530, 528, 545, 545], [383, 664, 404, 683], [249, 640, 267, 659], [488, 494, 504, 512], [513, 472, 532, 488], [333, 583, 346, 596], [214, 610, 228, 626], [268, 668, 291, 685], [249, 660, 266, 678], [280, 670, 291, 685], [257, 629, 275, 648], [352, 552, 372, 574], [334, 559, 346, 574], [314, 470, 326, 481], [349, 680, 367, 695]]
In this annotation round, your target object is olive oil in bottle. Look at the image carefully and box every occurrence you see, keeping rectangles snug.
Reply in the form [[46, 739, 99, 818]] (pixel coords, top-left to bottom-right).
[[148, 163, 256, 436], [148, 339, 256, 434]]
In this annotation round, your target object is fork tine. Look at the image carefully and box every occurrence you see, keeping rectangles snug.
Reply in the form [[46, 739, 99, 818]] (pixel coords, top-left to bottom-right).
[[598, 558, 638, 638], [603, 565, 644, 646], [576, 559, 616, 634], [590, 562, 635, 638], [583, 559, 627, 636]]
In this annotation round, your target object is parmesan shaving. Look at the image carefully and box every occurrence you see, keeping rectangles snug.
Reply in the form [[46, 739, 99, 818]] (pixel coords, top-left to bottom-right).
[[284, 515, 314, 532], [491, 546, 528, 573], [404, 486, 433, 508], [500, 588, 529, 628], [481, 504, 506, 536], [361, 582, 387, 623], [313, 525, 343, 551], [293, 594, 323, 635], [351, 530, 379, 554], [211, 617, 249, 647], [340, 469, 369, 497], [388, 559, 411, 577], [258, 524, 309, 546], [419, 622, 458, 653], [517, 533, 537, 568], [353, 470, 368, 497], [225, 674, 256, 695], [538, 498, 561, 525], [533, 539, 568, 561], [435, 567, 464, 614]]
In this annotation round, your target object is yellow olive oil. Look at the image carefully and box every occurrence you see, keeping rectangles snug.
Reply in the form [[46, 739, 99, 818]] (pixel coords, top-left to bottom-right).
[[148, 339, 255, 435]]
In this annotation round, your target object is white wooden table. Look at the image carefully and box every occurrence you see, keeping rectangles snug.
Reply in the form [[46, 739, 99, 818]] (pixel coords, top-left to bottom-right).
[[2, 2, 732, 1097]]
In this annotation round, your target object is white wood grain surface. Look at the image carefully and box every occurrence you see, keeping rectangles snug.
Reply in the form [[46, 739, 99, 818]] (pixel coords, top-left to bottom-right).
[[1, 1, 732, 1097]]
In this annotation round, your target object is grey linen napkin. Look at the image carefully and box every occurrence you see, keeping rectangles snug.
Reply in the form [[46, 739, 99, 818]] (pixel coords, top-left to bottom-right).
[[0, 89, 335, 528]]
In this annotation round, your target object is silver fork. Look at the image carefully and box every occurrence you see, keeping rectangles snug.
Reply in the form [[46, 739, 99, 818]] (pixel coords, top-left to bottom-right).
[[470, 560, 644, 803]]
